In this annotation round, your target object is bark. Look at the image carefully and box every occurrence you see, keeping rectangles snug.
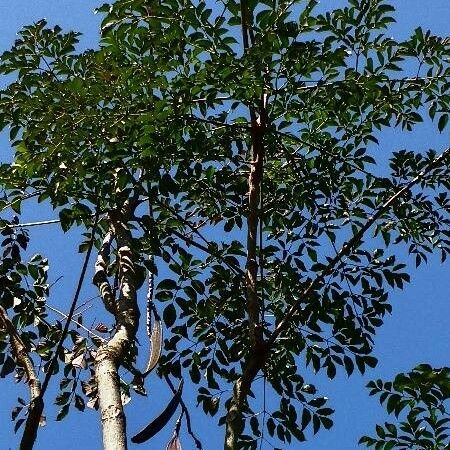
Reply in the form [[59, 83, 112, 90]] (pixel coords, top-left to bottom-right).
[[0, 306, 43, 450], [94, 200, 140, 450], [224, 135, 265, 449], [225, 143, 450, 450], [245, 117, 264, 349], [93, 231, 116, 316], [96, 327, 131, 450], [224, 5, 268, 439], [224, 346, 266, 450], [20, 398, 44, 450]]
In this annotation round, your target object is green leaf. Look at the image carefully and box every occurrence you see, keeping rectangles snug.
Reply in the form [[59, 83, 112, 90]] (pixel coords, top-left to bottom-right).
[[267, 418, 275, 437], [386, 394, 401, 414], [438, 114, 449, 132], [344, 355, 354, 376], [301, 408, 311, 430], [376, 424, 386, 438], [163, 304, 177, 328], [158, 279, 177, 290], [0, 356, 15, 377], [56, 404, 70, 421], [384, 441, 396, 450]]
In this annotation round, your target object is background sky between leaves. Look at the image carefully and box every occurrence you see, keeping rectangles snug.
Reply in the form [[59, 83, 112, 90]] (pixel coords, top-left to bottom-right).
[[0, 1, 449, 449]]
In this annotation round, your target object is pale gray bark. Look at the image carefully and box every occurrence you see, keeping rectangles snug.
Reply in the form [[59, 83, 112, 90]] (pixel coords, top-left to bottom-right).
[[96, 327, 131, 450], [94, 198, 140, 450]]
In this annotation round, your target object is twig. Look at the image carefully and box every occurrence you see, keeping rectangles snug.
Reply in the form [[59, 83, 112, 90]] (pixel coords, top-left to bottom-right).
[[170, 228, 244, 277], [283, 74, 450, 93], [1, 218, 61, 229], [2, 211, 103, 230], [143, 198, 245, 276], [40, 208, 100, 395], [46, 304, 106, 343], [0, 191, 42, 213]]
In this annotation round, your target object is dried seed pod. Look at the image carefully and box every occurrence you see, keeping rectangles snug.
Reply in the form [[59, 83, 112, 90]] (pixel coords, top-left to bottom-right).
[[131, 380, 184, 444]]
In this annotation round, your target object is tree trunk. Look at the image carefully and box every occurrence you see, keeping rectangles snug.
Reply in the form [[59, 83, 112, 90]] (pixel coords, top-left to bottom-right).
[[224, 85, 267, 448], [20, 396, 44, 450], [96, 333, 129, 450], [94, 199, 140, 450], [0, 305, 44, 450]]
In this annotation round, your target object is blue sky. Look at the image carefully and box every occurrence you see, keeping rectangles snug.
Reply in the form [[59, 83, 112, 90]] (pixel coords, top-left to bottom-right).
[[0, 1, 449, 449]]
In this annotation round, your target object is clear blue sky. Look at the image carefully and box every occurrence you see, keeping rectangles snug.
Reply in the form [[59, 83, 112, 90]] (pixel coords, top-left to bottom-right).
[[0, 1, 449, 449]]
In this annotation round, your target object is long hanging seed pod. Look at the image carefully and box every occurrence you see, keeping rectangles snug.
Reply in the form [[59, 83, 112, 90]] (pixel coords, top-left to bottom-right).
[[145, 255, 155, 339], [143, 198, 163, 376], [143, 289, 162, 375], [131, 379, 184, 444]]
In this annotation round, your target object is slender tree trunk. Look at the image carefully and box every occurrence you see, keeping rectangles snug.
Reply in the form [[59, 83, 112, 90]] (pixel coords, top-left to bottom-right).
[[20, 397, 44, 450], [94, 198, 140, 450], [224, 351, 265, 450], [96, 328, 131, 450], [224, 48, 268, 447], [0, 305, 43, 450]]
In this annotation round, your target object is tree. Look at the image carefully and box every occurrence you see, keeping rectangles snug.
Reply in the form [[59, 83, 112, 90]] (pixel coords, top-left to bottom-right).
[[0, 0, 449, 449], [361, 365, 450, 449]]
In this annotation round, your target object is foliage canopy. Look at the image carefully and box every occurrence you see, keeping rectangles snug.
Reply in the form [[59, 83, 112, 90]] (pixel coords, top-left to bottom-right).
[[362, 365, 450, 450], [0, 0, 449, 449]]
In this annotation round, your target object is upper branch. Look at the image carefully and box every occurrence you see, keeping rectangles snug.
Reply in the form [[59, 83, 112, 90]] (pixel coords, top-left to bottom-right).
[[268, 145, 450, 346], [93, 231, 116, 316]]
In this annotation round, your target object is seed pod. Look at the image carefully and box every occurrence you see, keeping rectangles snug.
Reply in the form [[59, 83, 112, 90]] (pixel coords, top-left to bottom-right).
[[143, 318, 162, 375], [131, 380, 184, 444]]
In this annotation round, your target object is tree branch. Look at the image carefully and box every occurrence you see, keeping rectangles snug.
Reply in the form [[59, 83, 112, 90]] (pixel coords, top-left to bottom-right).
[[149, 198, 245, 276], [281, 74, 450, 93], [0, 306, 42, 450], [268, 145, 450, 346], [93, 231, 116, 316], [46, 304, 106, 343], [224, 144, 450, 450], [0, 191, 42, 214], [170, 228, 245, 277], [2, 218, 61, 229], [19, 208, 100, 450]]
